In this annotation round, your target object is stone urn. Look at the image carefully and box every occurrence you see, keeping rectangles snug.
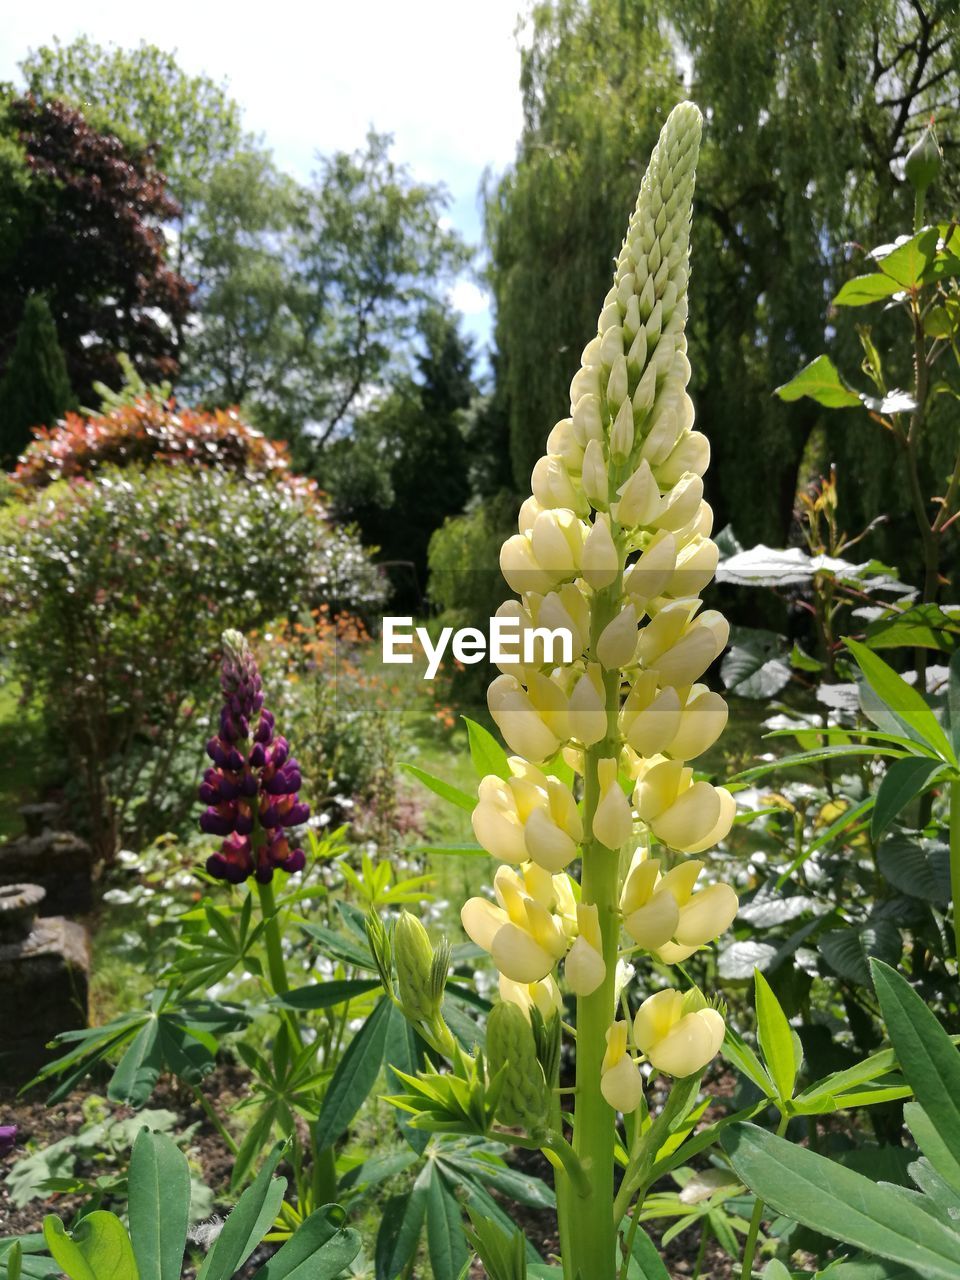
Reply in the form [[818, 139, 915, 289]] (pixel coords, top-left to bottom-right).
[[0, 881, 89, 1083]]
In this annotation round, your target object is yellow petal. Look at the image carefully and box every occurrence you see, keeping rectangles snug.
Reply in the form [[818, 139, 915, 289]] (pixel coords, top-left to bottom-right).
[[645, 1008, 725, 1077], [461, 898, 507, 952], [682, 786, 736, 854], [491, 922, 558, 983], [593, 779, 634, 850], [582, 519, 619, 590], [675, 882, 739, 947], [601, 1053, 644, 1113], [666, 690, 728, 761], [652, 782, 722, 852], [624, 891, 680, 950], [634, 987, 683, 1055], [523, 806, 578, 873], [565, 935, 606, 996]]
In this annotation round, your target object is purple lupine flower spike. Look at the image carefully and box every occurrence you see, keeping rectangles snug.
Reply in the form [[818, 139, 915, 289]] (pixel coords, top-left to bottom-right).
[[199, 630, 309, 884], [0, 1125, 17, 1158]]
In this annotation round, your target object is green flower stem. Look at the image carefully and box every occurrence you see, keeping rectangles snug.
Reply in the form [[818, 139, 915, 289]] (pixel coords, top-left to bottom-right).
[[950, 781, 960, 965], [256, 878, 338, 1207], [612, 1073, 702, 1225], [739, 1111, 789, 1280], [566, 530, 626, 1280]]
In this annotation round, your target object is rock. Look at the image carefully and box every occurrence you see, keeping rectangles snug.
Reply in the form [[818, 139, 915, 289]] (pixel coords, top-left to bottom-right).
[[0, 911, 90, 1083], [0, 830, 93, 916], [0, 883, 45, 943]]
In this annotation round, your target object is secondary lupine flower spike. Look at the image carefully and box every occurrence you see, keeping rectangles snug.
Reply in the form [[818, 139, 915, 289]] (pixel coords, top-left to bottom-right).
[[199, 630, 308, 884]]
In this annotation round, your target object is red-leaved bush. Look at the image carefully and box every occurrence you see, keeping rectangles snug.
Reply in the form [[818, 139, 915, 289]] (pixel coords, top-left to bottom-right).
[[14, 398, 312, 496]]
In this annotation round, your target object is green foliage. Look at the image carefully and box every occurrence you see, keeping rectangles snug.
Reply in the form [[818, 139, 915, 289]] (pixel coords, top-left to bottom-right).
[[0, 294, 75, 463], [0, 463, 382, 854], [3, 1135, 360, 1280], [488, 0, 959, 548], [20, 37, 245, 214], [184, 131, 466, 453], [322, 306, 475, 606], [724, 962, 960, 1278]]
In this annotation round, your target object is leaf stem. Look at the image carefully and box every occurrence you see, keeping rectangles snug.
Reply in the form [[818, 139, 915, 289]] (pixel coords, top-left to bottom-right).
[[739, 1111, 789, 1279], [949, 780, 960, 965]]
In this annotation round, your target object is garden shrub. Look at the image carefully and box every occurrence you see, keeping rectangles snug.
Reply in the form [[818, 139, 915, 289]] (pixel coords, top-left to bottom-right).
[[13, 396, 307, 492], [0, 464, 386, 856]]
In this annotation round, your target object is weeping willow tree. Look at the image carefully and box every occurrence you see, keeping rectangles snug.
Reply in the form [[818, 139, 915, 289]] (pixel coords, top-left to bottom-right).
[[487, 0, 959, 551]]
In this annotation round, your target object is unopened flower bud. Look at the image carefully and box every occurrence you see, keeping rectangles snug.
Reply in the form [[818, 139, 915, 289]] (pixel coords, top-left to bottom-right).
[[582, 519, 619, 590], [600, 1021, 643, 1113], [395, 911, 443, 1024], [582, 438, 609, 507], [565, 903, 606, 996], [597, 603, 639, 669], [610, 398, 635, 462], [905, 119, 942, 196], [593, 757, 633, 849], [487, 1000, 550, 1130]]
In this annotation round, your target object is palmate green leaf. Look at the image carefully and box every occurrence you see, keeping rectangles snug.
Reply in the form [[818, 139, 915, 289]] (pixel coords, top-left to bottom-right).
[[903, 1103, 960, 1194], [107, 1018, 162, 1108], [824, 1259, 921, 1279], [339, 1149, 420, 1198], [463, 1209, 527, 1280], [833, 273, 903, 306], [384, 1002, 429, 1154], [314, 996, 392, 1148], [250, 1207, 362, 1280], [128, 1128, 190, 1280], [43, 1213, 137, 1280], [301, 923, 376, 970], [871, 757, 946, 840], [846, 638, 956, 764], [754, 970, 801, 1102], [775, 355, 861, 408], [723, 1124, 960, 1278], [871, 960, 960, 1188], [271, 978, 382, 1011], [401, 763, 476, 811], [427, 1164, 469, 1280], [463, 716, 510, 781]]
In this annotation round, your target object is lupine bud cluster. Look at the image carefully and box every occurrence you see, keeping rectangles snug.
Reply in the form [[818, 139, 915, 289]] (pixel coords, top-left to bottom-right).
[[463, 102, 738, 1102], [199, 630, 308, 884]]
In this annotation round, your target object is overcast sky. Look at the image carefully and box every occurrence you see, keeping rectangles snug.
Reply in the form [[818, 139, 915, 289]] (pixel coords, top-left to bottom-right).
[[0, 0, 529, 350]]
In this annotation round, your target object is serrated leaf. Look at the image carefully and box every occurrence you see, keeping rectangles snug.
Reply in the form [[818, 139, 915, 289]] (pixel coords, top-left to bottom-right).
[[871, 757, 945, 840], [878, 228, 938, 289], [717, 941, 778, 980], [775, 355, 861, 408], [834, 274, 903, 306], [876, 835, 951, 904], [819, 922, 901, 986], [721, 629, 791, 699]]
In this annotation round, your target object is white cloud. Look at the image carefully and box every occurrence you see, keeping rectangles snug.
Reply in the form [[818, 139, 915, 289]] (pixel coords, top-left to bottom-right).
[[448, 277, 489, 316], [0, 1, 525, 347]]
